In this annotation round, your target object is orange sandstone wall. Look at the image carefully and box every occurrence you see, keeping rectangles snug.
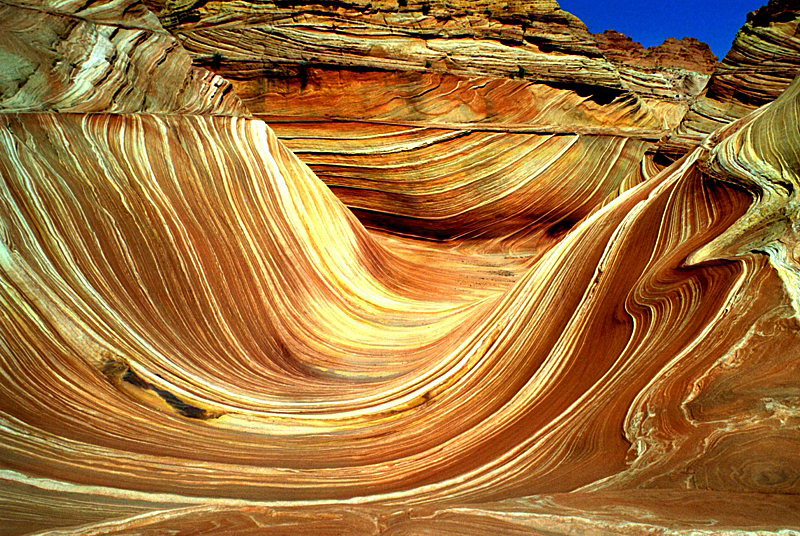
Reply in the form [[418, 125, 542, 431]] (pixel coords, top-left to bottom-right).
[[1, 1, 800, 534]]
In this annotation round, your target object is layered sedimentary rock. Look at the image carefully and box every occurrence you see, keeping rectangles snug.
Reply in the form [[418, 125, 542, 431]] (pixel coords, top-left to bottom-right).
[[158, 0, 713, 120], [150, 0, 718, 243], [272, 122, 656, 249], [4, 79, 800, 532], [160, 0, 620, 90], [593, 30, 715, 114], [0, 0, 246, 114], [659, 0, 800, 159], [593, 31, 717, 74], [2, 0, 800, 535]]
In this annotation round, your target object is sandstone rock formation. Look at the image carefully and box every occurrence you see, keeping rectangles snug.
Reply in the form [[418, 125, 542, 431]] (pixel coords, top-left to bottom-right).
[[2, 0, 800, 535], [593, 31, 717, 74], [593, 30, 715, 108], [658, 0, 800, 159], [158, 0, 710, 126], [149, 0, 721, 245], [0, 0, 246, 115]]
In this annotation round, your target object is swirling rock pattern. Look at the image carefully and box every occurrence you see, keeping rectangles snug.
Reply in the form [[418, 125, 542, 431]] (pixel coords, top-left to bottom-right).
[[159, 0, 709, 129], [658, 0, 800, 159], [0, 0, 247, 115], [2, 1, 800, 535], [157, 0, 710, 241], [271, 120, 656, 248]]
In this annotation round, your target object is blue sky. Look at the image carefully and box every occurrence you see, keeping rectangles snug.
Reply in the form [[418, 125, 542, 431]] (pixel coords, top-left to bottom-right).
[[557, 0, 768, 59]]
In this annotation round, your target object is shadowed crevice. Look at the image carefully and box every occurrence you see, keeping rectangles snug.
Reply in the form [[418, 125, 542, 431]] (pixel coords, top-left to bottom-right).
[[112, 362, 220, 420]]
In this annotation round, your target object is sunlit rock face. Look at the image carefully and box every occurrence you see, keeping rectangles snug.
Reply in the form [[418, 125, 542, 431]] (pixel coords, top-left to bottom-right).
[[154, 0, 717, 245], [658, 0, 800, 159], [592, 30, 715, 112], [0, 0, 247, 115], [158, 0, 712, 124], [593, 31, 717, 74], [2, 1, 800, 535]]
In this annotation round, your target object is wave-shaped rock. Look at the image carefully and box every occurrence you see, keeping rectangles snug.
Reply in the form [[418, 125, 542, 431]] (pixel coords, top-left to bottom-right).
[[153, 0, 718, 242], [1, 1, 800, 534], [3, 77, 800, 535], [271, 120, 656, 248], [658, 0, 800, 159]]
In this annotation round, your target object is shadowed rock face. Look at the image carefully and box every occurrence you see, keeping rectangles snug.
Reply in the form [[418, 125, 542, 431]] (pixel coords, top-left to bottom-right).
[[2, 1, 800, 535]]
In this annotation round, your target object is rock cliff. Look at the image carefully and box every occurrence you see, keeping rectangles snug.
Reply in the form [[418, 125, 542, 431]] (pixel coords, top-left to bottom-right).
[[156, 0, 709, 127], [593, 30, 715, 106], [658, 0, 800, 159], [593, 31, 717, 74], [2, 1, 800, 535]]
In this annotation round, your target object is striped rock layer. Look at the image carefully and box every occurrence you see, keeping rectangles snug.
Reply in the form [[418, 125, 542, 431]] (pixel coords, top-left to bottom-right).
[[1, 0, 800, 534], [151, 0, 722, 244], [658, 0, 800, 159], [0, 0, 247, 115]]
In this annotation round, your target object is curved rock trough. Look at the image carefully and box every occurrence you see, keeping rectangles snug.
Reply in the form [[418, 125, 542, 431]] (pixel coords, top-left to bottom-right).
[[1, 0, 799, 533]]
